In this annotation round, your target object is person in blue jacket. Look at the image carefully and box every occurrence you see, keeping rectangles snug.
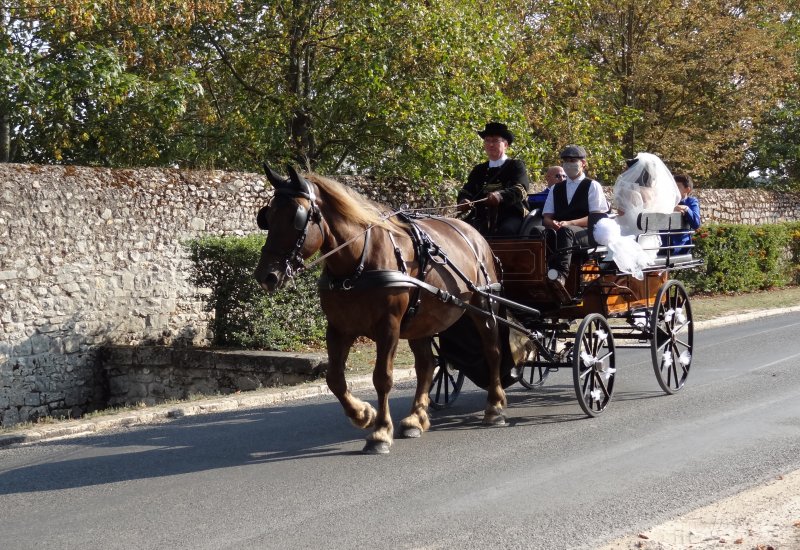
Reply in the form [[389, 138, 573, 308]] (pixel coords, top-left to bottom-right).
[[663, 173, 701, 255], [527, 165, 566, 211]]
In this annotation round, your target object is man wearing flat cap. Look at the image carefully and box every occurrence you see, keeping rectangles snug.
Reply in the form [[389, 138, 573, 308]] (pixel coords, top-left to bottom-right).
[[457, 122, 530, 235], [542, 144, 609, 302]]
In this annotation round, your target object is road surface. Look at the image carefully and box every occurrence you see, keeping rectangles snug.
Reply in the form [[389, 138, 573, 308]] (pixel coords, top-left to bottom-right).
[[1, 313, 799, 549]]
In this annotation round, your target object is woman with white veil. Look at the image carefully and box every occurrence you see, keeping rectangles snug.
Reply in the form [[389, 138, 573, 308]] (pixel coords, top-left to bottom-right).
[[593, 152, 681, 278]]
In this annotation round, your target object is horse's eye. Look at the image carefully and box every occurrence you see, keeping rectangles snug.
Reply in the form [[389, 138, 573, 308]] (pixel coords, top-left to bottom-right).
[[256, 206, 270, 230]]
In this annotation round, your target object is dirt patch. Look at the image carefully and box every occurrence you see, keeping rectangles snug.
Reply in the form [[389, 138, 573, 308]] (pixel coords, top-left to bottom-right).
[[600, 469, 800, 550]]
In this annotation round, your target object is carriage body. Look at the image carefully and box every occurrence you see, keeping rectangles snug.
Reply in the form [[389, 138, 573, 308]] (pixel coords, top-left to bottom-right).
[[431, 212, 702, 417], [488, 216, 701, 320]]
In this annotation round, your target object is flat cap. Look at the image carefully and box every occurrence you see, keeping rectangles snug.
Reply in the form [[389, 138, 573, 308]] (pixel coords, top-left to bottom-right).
[[559, 145, 587, 159]]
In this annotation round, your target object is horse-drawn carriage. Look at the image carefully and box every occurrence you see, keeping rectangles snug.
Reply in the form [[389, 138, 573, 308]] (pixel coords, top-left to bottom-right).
[[429, 209, 703, 417], [254, 165, 702, 453]]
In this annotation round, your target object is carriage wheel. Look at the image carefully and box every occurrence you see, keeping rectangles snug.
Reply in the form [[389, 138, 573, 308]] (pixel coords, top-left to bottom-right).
[[650, 279, 693, 394], [429, 337, 465, 410], [572, 313, 616, 417], [518, 332, 554, 390]]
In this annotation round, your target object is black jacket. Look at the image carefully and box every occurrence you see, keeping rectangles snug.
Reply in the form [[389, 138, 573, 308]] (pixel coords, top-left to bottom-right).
[[457, 158, 530, 221]]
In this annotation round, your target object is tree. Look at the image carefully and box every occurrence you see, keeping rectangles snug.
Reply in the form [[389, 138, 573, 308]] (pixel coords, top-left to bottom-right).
[[184, 0, 523, 184], [0, 1, 221, 165], [507, 0, 793, 185], [2, 0, 797, 192], [731, 11, 800, 189]]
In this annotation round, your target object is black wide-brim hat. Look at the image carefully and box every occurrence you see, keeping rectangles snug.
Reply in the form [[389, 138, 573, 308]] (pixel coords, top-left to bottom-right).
[[477, 122, 514, 145]]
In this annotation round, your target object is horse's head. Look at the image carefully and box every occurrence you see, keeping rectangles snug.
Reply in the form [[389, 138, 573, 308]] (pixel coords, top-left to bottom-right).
[[254, 164, 324, 291]]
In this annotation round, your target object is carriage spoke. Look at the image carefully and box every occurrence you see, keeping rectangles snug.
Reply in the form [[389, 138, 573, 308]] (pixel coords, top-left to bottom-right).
[[573, 314, 615, 417], [428, 338, 464, 410], [651, 280, 694, 395]]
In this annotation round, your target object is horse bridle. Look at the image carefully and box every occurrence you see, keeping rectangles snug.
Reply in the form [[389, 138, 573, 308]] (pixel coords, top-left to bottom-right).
[[257, 183, 323, 280]]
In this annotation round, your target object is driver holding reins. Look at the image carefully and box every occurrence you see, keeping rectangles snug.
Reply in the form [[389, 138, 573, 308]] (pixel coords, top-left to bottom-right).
[[456, 122, 530, 236]]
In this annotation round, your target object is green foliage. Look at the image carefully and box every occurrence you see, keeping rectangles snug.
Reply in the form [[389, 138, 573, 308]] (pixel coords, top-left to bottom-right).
[[187, 235, 326, 351], [1, 1, 798, 191], [678, 223, 800, 293]]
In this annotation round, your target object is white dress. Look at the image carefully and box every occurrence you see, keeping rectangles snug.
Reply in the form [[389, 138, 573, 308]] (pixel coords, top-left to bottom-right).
[[593, 153, 681, 279]]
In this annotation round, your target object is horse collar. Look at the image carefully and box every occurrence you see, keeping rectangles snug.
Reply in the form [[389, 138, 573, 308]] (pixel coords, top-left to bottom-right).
[[320, 228, 371, 290]]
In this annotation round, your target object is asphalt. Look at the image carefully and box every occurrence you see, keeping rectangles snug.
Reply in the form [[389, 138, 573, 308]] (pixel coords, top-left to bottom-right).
[[2, 305, 800, 449]]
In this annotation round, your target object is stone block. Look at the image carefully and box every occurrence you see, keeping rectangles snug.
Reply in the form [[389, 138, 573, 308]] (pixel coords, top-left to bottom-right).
[[108, 376, 130, 396], [23, 392, 42, 406], [63, 336, 82, 354], [64, 388, 86, 407], [134, 346, 173, 366], [30, 334, 51, 355], [2, 407, 20, 426], [101, 346, 136, 366], [234, 375, 262, 392]]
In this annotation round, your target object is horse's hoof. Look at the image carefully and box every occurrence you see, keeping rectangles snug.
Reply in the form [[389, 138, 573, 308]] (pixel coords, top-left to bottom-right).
[[401, 426, 422, 438], [362, 440, 391, 455], [482, 414, 507, 427]]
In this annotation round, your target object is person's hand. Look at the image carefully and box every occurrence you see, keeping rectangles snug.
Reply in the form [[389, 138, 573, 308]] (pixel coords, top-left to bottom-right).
[[457, 199, 471, 212], [675, 204, 688, 214], [486, 191, 502, 207]]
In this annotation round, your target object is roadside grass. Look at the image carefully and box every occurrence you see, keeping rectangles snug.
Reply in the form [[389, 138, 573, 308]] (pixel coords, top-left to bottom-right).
[[3, 286, 799, 436], [690, 286, 800, 321]]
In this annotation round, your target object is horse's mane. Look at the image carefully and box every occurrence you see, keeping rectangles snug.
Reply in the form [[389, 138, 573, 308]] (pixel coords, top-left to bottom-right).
[[306, 173, 407, 234]]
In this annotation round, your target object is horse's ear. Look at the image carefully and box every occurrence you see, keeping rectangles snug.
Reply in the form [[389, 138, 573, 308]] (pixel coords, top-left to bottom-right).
[[286, 164, 302, 187], [286, 164, 312, 196], [263, 162, 287, 189]]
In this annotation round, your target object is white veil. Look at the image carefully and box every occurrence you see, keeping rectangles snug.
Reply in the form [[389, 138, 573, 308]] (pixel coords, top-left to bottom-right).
[[614, 152, 681, 237], [593, 152, 680, 279]]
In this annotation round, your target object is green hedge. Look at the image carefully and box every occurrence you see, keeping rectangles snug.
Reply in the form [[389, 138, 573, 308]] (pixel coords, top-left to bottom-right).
[[187, 235, 326, 351], [677, 221, 800, 293], [188, 223, 800, 351]]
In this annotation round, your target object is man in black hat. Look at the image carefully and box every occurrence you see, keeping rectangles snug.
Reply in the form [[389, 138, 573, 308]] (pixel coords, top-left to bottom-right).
[[456, 122, 530, 236], [542, 144, 609, 302]]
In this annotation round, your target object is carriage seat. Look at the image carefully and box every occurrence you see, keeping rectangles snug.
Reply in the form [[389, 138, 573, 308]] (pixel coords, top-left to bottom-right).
[[518, 208, 545, 237], [637, 212, 695, 259], [597, 212, 695, 270]]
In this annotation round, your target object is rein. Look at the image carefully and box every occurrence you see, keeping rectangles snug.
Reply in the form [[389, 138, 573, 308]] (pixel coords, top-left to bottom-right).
[[298, 199, 486, 274]]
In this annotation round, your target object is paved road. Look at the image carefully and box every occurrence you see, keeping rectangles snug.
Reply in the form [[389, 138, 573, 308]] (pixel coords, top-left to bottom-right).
[[1, 313, 799, 550]]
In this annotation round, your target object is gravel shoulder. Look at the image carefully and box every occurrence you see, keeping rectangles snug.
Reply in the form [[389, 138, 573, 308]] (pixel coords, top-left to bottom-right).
[[600, 469, 800, 549]]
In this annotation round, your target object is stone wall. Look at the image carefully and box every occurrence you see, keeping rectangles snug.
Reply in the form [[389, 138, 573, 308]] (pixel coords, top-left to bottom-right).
[[102, 346, 326, 407], [0, 164, 442, 427], [691, 188, 800, 225], [1, 163, 799, 427]]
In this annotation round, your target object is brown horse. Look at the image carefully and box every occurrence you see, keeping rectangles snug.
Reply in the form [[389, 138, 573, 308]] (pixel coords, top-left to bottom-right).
[[253, 165, 506, 454]]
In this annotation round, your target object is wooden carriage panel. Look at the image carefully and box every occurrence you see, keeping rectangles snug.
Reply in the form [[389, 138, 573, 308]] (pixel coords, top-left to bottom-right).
[[593, 269, 668, 316], [488, 238, 556, 306]]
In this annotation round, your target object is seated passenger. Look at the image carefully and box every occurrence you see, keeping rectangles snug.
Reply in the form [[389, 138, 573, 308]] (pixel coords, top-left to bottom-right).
[[527, 165, 566, 211], [660, 173, 701, 255], [542, 145, 609, 302], [456, 122, 531, 236]]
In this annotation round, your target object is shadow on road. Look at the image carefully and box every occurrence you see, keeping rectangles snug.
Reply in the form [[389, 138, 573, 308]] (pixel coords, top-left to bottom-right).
[[0, 379, 668, 496]]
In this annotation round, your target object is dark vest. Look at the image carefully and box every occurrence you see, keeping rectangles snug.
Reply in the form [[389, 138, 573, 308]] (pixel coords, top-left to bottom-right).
[[553, 178, 592, 221]]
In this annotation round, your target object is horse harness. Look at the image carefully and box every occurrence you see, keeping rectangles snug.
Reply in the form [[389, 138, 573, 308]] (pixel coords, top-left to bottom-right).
[[262, 179, 535, 325], [319, 211, 499, 324]]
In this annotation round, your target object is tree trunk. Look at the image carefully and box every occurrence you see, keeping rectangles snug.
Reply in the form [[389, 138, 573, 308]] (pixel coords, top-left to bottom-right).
[[0, 111, 9, 163]]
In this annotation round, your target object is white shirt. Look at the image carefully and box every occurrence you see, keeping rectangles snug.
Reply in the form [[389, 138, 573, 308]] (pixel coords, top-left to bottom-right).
[[488, 154, 508, 168], [542, 174, 608, 216]]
